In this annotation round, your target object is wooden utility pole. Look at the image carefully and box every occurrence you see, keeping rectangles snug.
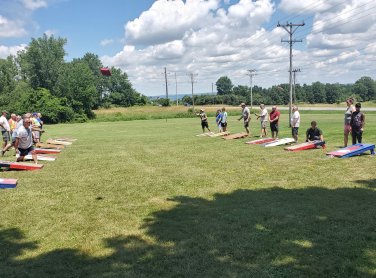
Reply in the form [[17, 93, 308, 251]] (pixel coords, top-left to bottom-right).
[[292, 68, 301, 103], [246, 69, 256, 110], [277, 21, 305, 126], [164, 67, 169, 99], [188, 73, 198, 112]]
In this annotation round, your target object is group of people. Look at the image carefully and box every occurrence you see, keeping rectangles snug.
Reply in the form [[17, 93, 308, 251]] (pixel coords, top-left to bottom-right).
[[197, 99, 366, 146], [0, 111, 43, 163]]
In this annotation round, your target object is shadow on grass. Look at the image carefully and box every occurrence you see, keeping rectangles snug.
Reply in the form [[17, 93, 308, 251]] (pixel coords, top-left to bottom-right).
[[1, 187, 375, 277]]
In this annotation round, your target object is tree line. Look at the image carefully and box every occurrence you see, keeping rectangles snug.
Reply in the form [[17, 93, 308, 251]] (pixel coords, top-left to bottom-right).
[[181, 75, 376, 107], [0, 34, 147, 123]]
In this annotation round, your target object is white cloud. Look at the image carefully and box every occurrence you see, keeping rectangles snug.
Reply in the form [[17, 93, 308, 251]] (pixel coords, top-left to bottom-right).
[[22, 0, 47, 10], [0, 15, 27, 38], [100, 39, 114, 47], [44, 29, 57, 37], [0, 44, 27, 58], [102, 0, 376, 95]]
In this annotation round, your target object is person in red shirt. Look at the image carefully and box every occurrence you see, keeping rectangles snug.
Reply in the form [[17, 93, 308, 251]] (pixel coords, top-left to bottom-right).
[[268, 106, 281, 139]]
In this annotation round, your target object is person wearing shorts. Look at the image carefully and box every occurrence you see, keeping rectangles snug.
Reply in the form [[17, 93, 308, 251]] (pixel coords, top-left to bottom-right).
[[255, 104, 268, 137], [269, 106, 280, 139], [350, 103, 365, 145], [238, 103, 251, 134], [290, 106, 300, 142], [0, 111, 11, 156], [221, 107, 228, 132], [344, 98, 355, 147], [196, 108, 211, 133], [15, 115, 37, 164]]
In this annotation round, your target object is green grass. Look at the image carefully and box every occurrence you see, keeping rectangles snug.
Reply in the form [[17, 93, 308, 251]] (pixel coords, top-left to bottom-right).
[[0, 113, 375, 277]]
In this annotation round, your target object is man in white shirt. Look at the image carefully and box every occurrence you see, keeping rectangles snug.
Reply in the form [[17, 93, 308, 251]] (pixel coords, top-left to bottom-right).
[[256, 104, 268, 137], [290, 106, 300, 142], [14, 115, 37, 164], [238, 103, 251, 134], [0, 111, 11, 156]]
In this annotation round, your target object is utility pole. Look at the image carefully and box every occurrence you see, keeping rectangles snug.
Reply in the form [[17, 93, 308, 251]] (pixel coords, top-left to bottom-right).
[[292, 68, 301, 104], [277, 21, 305, 127], [188, 73, 198, 112], [164, 67, 169, 99], [246, 69, 256, 110], [212, 82, 214, 105], [174, 72, 178, 106]]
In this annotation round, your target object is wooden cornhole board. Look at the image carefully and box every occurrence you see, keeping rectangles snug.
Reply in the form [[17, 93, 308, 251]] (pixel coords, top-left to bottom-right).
[[52, 137, 77, 142], [17, 154, 56, 161], [46, 139, 72, 146], [264, 138, 295, 147], [326, 143, 375, 158], [35, 148, 61, 154], [36, 143, 64, 150], [0, 178, 17, 189], [222, 132, 248, 140], [285, 140, 326, 151], [245, 137, 275, 145], [207, 131, 230, 137], [196, 132, 215, 137], [0, 161, 43, 170]]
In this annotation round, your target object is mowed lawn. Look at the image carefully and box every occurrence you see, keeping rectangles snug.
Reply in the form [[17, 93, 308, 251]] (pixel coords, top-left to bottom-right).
[[0, 112, 375, 277]]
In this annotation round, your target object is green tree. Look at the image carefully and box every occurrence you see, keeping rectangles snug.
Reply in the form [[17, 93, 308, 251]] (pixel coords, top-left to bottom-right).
[[18, 34, 67, 94], [325, 83, 340, 104], [216, 76, 233, 95], [353, 76, 376, 101], [57, 61, 97, 119], [233, 85, 249, 97], [0, 56, 17, 95]]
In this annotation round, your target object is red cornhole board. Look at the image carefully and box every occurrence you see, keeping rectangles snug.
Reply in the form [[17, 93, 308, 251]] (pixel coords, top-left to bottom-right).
[[326, 144, 375, 158], [36, 143, 64, 149], [100, 68, 111, 76], [285, 140, 326, 151], [0, 178, 17, 189], [245, 138, 275, 145], [35, 148, 61, 154], [223, 132, 248, 140], [0, 161, 43, 170]]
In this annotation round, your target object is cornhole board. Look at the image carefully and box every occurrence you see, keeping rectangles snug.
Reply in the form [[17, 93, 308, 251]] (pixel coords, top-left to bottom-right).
[[0, 178, 17, 189], [285, 140, 326, 151], [326, 144, 375, 158], [0, 161, 43, 170], [16, 154, 56, 161], [245, 137, 275, 145], [223, 132, 248, 140], [196, 132, 214, 137], [35, 148, 61, 154], [36, 143, 64, 150], [52, 137, 77, 142], [46, 139, 72, 146], [207, 131, 230, 137], [264, 138, 295, 147]]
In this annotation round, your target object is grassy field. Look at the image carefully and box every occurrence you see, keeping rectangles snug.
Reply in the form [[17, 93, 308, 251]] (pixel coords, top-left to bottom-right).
[[0, 112, 375, 277]]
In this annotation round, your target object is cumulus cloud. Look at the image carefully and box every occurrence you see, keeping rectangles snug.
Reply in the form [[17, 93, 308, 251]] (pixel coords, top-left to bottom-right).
[[0, 15, 27, 38], [100, 39, 114, 47], [102, 0, 376, 95], [22, 0, 48, 10], [0, 44, 27, 58]]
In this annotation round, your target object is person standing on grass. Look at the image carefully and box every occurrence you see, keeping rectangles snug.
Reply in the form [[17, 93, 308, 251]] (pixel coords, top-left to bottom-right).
[[306, 121, 324, 142], [221, 107, 228, 132], [14, 115, 37, 164], [255, 104, 268, 137], [0, 111, 11, 156], [290, 106, 300, 142], [196, 108, 211, 133], [215, 109, 223, 132], [269, 106, 280, 139], [350, 103, 365, 145], [238, 103, 251, 134], [344, 97, 355, 147]]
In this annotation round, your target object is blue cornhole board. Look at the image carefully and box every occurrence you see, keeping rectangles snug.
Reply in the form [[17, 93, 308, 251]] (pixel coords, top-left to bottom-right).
[[327, 143, 375, 158], [0, 178, 17, 189]]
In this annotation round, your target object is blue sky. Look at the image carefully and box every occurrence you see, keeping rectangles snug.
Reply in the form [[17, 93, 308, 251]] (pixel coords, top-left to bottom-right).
[[1, 0, 375, 96]]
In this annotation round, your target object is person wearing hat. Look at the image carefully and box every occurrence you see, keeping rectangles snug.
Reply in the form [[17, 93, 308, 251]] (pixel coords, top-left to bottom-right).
[[0, 111, 11, 156], [196, 108, 211, 133], [350, 103, 365, 145], [238, 103, 251, 134]]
